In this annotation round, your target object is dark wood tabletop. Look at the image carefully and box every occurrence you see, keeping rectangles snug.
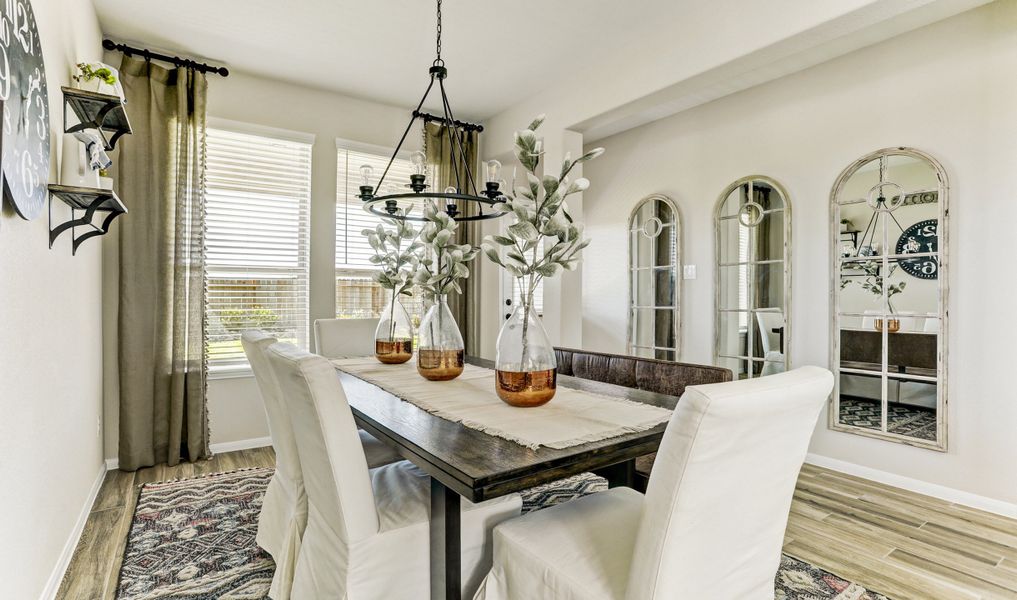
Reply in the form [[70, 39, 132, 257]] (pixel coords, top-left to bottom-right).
[[338, 356, 678, 503], [335, 356, 679, 600]]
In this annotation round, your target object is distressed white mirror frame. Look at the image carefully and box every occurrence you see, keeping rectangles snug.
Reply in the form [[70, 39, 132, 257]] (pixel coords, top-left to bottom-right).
[[829, 147, 949, 451], [713, 176, 792, 377], [627, 194, 682, 360]]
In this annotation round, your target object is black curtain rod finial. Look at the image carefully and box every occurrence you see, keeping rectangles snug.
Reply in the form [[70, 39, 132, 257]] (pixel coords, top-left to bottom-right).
[[103, 39, 229, 77]]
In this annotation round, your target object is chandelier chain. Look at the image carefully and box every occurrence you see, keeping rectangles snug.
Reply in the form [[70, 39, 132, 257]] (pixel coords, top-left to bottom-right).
[[435, 0, 442, 63]]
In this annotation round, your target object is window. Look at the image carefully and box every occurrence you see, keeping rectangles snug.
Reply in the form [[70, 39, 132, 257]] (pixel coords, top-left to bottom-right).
[[336, 144, 425, 325], [204, 125, 313, 372]]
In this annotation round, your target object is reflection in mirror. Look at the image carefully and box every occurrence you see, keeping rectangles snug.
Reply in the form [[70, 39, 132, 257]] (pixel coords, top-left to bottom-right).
[[714, 177, 791, 378], [628, 195, 681, 361], [831, 148, 948, 449]]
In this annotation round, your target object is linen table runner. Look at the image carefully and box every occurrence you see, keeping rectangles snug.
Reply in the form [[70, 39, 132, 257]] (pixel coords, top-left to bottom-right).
[[332, 357, 673, 450]]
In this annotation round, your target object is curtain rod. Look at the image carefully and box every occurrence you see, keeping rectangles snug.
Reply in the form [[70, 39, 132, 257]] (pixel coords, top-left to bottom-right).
[[102, 39, 230, 77], [413, 110, 483, 133]]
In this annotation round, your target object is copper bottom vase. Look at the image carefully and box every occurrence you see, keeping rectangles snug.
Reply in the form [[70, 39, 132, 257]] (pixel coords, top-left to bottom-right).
[[874, 318, 901, 333], [417, 348, 465, 381], [495, 368, 557, 407], [375, 338, 413, 364]]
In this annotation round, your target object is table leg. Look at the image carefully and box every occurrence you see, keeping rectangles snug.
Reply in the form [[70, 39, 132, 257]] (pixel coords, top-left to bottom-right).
[[595, 458, 637, 489], [430, 478, 461, 600]]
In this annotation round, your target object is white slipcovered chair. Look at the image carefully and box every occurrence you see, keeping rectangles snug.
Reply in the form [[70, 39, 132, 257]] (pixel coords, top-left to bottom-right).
[[240, 331, 401, 599], [265, 342, 522, 599], [314, 317, 379, 358], [755, 311, 786, 376], [474, 366, 833, 600]]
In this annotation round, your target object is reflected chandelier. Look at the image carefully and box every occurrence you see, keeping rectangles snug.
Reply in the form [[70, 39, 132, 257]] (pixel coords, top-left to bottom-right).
[[358, 0, 508, 222]]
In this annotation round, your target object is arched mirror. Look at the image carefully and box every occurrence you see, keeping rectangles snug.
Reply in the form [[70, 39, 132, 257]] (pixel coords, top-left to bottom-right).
[[831, 148, 948, 450], [714, 176, 791, 379], [628, 194, 681, 360]]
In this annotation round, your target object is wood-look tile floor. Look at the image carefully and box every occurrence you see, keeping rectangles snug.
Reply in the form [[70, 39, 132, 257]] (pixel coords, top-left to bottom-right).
[[56, 450, 1017, 600]]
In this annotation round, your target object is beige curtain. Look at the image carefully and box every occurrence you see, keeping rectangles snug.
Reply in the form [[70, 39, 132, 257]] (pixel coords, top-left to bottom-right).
[[423, 121, 481, 355], [114, 56, 209, 470]]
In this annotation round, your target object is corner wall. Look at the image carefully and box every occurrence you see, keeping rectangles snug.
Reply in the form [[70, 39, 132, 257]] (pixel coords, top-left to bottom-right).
[[0, 0, 105, 597], [581, 1, 1017, 506]]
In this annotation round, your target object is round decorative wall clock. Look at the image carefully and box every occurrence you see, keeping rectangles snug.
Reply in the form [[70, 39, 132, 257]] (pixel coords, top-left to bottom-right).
[[895, 218, 938, 280], [1, 0, 50, 220]]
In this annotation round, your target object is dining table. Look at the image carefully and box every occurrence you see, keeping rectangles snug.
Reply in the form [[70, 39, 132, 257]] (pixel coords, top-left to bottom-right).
[[334, 356, 679, 600]]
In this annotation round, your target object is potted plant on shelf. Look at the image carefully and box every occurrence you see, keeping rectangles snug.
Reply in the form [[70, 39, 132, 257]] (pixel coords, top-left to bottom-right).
[[72, 62, 124, 99], [364, 211, 421, 363], [481, 115, 603, 406], [410, 202, 480, 381]]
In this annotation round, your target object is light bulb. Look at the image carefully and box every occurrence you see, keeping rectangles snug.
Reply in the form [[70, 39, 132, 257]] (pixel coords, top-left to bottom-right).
[[410, 151, 427, 176], [485, 159, 502, 183], [444, 186, 458, 194], [359, 164, 374, 187]]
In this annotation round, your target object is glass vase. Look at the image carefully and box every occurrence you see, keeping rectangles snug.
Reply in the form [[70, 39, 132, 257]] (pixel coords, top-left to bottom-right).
[[417, 294, 465, 381], [495, 298, 557, 407], [375, 291, 413, 364]]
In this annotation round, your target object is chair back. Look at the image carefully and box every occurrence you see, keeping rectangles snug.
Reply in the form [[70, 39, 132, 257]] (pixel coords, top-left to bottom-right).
[[754, 311, 784, 356], [626, 366, 833, 599], [266, 342, 379, 543], [314, 318, 380, 358], [241, 331, 303, 487]]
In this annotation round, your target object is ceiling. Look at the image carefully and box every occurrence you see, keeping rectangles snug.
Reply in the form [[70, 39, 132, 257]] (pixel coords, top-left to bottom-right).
[[93, 0, 690, 121]]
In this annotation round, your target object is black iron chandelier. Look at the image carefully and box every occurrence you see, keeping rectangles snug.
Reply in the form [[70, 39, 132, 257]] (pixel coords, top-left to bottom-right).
[[358, 0, 508, 222]]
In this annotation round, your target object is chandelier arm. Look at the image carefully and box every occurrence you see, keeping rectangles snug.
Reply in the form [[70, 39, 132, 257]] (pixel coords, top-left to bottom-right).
[[437, 80, 463, 194], [857, 209, 879, 258], [438, 78, 479, 196], [376, 77, 436, 192]]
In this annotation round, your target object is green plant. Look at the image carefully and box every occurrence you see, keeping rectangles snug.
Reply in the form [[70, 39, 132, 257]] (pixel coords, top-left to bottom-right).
[[480, 114, 603, 365], [363, 210, 421, 340], [841, 261, 907, 312], [411, 202, 480, 300], [73, 63, 117, 85], [219, 306, 281, 333]]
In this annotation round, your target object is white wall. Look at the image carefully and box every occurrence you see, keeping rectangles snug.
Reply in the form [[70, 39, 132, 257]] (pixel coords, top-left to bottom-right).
[[581, 1, 1017, 506], [0, 0, 105, 597]]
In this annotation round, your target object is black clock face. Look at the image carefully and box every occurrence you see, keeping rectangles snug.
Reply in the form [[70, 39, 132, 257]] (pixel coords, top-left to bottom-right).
[[1, 0, 50, 220], [895, 218, 938, 280]]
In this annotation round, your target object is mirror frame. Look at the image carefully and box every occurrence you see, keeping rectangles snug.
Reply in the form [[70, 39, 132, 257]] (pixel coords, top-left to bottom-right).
[[713, 176, 793, 376], [828, 147, 949, 451], [627, 193, 682, 360]]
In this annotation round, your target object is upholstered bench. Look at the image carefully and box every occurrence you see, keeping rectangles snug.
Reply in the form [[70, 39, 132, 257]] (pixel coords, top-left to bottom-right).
[[554, 347, 732, 490]]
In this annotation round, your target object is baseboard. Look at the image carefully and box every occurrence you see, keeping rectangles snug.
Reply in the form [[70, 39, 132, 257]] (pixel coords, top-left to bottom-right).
[[805, 453, 1017, 519], [210, 436, 273, 454], [39, 461, 107, 600], [102, 438, 272, 470]]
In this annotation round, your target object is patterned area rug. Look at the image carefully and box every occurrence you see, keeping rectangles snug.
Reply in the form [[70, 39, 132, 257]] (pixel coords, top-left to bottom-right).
[[117, 468, 890, 599], [839, 397, 937, 441]]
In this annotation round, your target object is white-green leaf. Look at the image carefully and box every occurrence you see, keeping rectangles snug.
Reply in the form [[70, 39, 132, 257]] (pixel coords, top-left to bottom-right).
[[508, 221, 539, 242]]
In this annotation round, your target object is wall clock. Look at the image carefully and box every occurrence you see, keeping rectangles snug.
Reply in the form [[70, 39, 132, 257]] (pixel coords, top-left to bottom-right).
[[1, 0, 50, 220], [895, 218, 938, 280]]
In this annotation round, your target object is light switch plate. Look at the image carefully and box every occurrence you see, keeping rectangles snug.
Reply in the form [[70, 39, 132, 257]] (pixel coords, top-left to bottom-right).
[[683, 265, 697, 280]]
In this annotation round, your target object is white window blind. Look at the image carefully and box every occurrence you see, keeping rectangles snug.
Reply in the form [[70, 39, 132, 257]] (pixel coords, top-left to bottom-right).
[[205, 126, 312, 371], [336, 146, 425, 324]]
